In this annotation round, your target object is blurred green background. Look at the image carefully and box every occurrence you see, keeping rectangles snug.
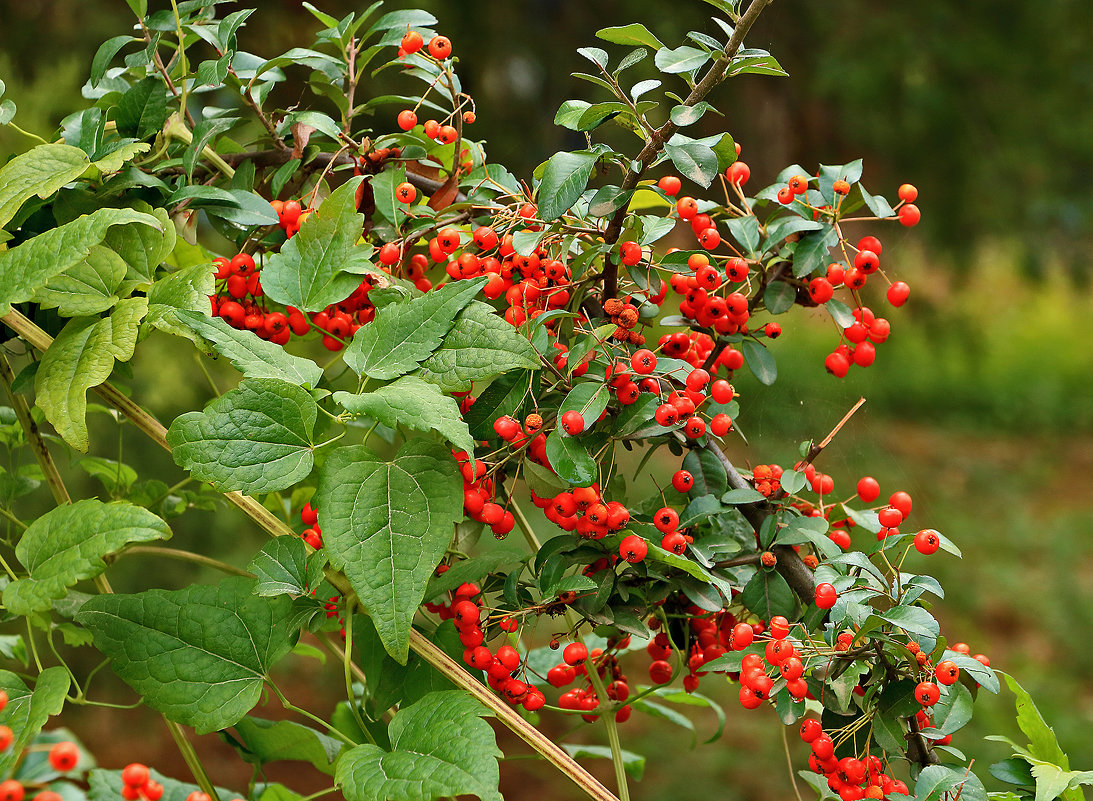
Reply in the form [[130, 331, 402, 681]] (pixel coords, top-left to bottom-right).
[[1, 1, 1091, 799]]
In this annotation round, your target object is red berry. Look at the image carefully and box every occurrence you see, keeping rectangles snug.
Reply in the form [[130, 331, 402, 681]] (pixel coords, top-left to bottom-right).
[[727, 161, 750, 186], [935, 660, 960, 686], [395, 182, 417, 203], [808, 277, 834, 304], [653, 507, 679, 533], [889, 490, 913, 518], [814, 583, 838, 610], [856, 476, 880, 503], [48, 741, 79, 772], [397, 109, 418, 131], [562, 642, 588, 666], [898, 203, 921, 227], [676, 197, 698, 219], [401, 30, 424, 54], [619, 534, 648, 563], [0, 782, 23, 801], [631, 348, 657, 374], [658, 175, 682, 196], [648, 660, 673, 684], [428, 35, 452, 59], [898, 183, 918, 203], [560, 410, 585, 435], [0, 726, 10, 750], [914, 529, 941, 555], [886, 281, 910, 307], [672, 470, 693, 493], [915, 680, 940, 707]]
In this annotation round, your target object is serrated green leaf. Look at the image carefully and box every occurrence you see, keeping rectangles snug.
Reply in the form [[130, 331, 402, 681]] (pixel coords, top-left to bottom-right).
[[174, 310, 324, 388], [337, 691, 501, 801], [104, 206, 175, 288], [537, 151, 598, 222], [545, 430, 597, 486], [260, 178, 374, 312], [315, 440, 462, 662], [248, 537, 325, 598], [1001, 672, 1071, 768], [0, 143, 90, 230], [3, 500, 170, 615], [344, 279, 485, 381], [35, 297, 148, 451], [334, 376, 474, 457], [33, 245, 127, 316], [145, 264, 216, 340], [0, 209, 160, 310], [413, 301, 540, 392], [229, 717, 344, 775], [76, 577, 298, 734], [167, 378, 318, 495]]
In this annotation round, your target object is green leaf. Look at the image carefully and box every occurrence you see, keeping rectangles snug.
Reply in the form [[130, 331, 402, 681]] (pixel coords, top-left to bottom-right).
[[89, 35, 137, 87], [914, 765, 986, 801], [344, 279, 485, 381], [878, 605, 940, 650], [792, 226, 838, 278], [0, 668, 71, 778], [248, 537, 325, 598], [462, 370, 534, 441], [104, 206, 175, 288], [75, 577, 299, 734], [0, 143, 90, 230], [33, 245, 127, 317], [926, 680, 974, 737], [413, 301, 540, 392], [174, 310, 324, 388], [115, 77, 168, 139], [670, 102, 717, 127], [596, 23, 664, 50], [1001, 672, 1071, 768], [741, 340, 777, 385], [944, 652, 999, 693], [334, 376, 474, 457], [537, 151, 598, 222], [229, 717, 344, 775], [561, 744, 646, 780], [145, 264, 216, 340], [315, 440, 462, 662], [554, 100, 592, 130], [683, 449, 727, 498], [545, 430, 597, 486], [336, 691, 501, 801], [3, 500, 170, 615], [261, 177, 374, 312], [35, 297, 148, 452], [740, 569, 795, 620], [655, 45, 710, 74], [664, 136, 718, 187], [0, 208, 160, 310], [167, 378, 318, 495], [763, 281, 796, 315], [93, 141, 151, 174]]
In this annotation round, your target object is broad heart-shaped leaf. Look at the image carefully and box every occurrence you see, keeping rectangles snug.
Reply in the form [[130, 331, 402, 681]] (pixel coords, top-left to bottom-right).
[[334, 377, 474, 457], [35, 297, 148, 452], [344, 278, 485, 381], [227, 717, 344, 775], [3, 499, 171, 615], [167, 378, 318, 495], [0, 209, 160, 311], [32, 244, 127, 317], [261, 177, 374, 313], [0, 668, 70, 778], [174, 310, 323, 387], [104, 206, 175, 288], [75, 577, 299, 734], [145, 264, 216, 341], [336, 691, 502, 801], [413, 300, 540, 392], [0, 143, 90, 230], [248, 537, 325, 598], [537, 150, 598, 222], [315, 439, 462, 662]]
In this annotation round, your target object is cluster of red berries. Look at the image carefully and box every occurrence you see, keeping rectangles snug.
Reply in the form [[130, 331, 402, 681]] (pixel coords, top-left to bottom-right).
[[668, 252, 755, 336], [299, 501, 321, 549], [799, 718, 910, 800], [528, 483, 630, 542], [268, 199, 308, 237], [399, 28, 453, 62], [547, 640, 633, 723], [455, 451, 516, 538], [646, 606, 740, 693], [119, 763, 164, 801], [822, 304, 893, 377], [661, 329, 743, 373], [730, 616, 813, 707]]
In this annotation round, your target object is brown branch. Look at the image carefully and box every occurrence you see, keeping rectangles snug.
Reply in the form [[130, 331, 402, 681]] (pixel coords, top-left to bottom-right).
[[798, 396, 866, 470], [602, 0, 776, 298]]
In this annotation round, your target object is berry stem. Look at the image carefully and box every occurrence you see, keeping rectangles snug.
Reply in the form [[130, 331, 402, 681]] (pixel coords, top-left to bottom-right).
[[165, 719, 222, 801]]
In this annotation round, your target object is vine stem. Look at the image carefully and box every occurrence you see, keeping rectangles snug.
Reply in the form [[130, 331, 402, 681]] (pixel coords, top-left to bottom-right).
[[0, 309, 620, 801], [115, 545, 255, 577], [165, 720, 222, 801], [0, 353, 71, 506]]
